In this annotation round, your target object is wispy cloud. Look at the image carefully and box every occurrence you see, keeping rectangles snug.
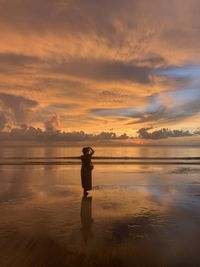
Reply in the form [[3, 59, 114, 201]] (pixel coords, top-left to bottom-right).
[[92, 87, 200, 126]]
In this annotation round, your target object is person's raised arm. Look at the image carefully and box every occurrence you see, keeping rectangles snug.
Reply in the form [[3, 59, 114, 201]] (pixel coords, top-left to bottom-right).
[[89, 147, 95, 156]]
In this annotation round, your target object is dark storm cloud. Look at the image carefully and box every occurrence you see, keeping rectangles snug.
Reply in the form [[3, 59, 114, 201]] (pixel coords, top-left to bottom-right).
[[51, 59, 152, 83], [0, 53, 40, 66], [137, 127, 193, 140], [0, 53, 153, 84], [0, 53, 42, 76]]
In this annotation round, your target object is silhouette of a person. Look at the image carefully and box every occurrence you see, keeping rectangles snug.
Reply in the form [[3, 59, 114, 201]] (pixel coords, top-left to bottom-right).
[[80, 196, 93, 243], [80, 147, 94, 197]]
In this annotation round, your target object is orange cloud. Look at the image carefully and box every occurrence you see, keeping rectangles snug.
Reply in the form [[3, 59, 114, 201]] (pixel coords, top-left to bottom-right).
[[0, 0, 199, 141]]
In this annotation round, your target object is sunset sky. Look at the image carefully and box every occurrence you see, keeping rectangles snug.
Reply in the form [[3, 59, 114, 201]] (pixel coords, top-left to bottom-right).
[[0, 0, 200, 143]]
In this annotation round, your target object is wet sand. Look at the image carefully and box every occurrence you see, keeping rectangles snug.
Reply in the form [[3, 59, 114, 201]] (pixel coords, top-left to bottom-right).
[[0, 164, 200, 267]]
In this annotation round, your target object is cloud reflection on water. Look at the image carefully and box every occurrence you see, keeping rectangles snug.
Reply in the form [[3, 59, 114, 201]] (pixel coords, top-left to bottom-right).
[[0, 164, 200, 266]]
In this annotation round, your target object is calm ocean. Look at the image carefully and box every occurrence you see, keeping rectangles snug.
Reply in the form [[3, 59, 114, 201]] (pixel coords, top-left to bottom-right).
[[0, 145, 200, 165]]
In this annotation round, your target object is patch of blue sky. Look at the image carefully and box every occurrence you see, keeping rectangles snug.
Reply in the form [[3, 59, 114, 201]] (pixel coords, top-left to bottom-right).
[[145, 98, 160, 113], [143, 88, 200, 113], [166, 88, 200, 105], [154, 65, 200, 79], [93, 88, 200, 118]]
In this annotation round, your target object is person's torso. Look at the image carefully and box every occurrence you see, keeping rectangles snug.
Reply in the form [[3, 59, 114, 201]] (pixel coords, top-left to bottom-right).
[[81, 155, 92, 166]]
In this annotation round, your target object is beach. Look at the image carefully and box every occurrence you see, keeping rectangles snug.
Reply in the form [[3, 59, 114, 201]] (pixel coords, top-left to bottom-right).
[[0, 146, 200, 267]]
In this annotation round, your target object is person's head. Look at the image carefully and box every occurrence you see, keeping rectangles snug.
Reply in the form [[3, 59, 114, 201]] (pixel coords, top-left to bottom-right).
[[82, 147, 89, 155]]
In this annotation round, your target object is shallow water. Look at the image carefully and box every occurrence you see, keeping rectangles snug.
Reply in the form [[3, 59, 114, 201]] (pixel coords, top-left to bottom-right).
[[1, 163, 200, 267]]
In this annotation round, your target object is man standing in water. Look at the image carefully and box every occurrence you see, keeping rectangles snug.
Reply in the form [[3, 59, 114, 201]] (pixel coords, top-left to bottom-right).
[[80, 147, 95, 197]]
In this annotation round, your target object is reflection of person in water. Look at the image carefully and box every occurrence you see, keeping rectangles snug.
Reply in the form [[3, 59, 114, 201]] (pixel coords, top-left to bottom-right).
[[80, 196, 93, 243], [80, 147, 95, 197]]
